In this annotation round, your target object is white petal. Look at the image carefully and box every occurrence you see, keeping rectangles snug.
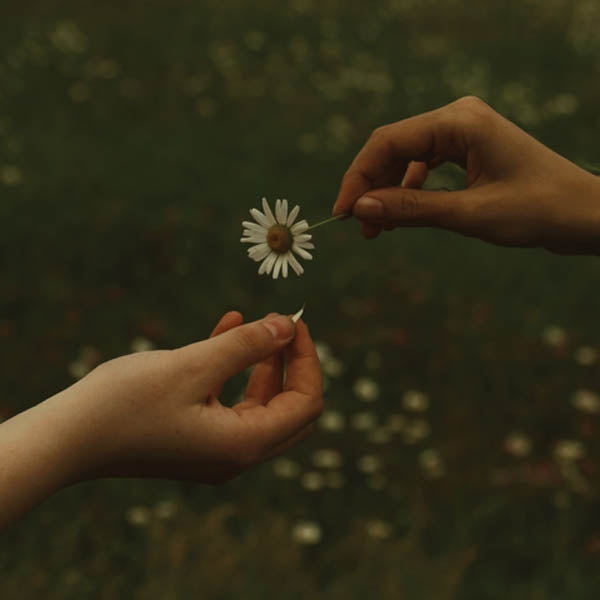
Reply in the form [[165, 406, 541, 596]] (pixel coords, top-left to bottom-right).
[[263, 252, 278, 275], [272, 254, 283, 279], [250, 208, 273, 229], [275, 199, 284, 224], [241, 235, 266, 243], [243, 227, 267, 237], [242, 221, 268, 233], [293, 233, 312, 243], [281, 199, 288, 223], [287, 252, 304, 275], [281, 255, 288, 278], [296, 241, 315, 250], [291, 220, 309, 234], [287, 205, 300, 226], [293, 244, 313, 260], [248, 241, 268, 255], [261, 197, 276, 225], [243, 230, 267, 241], [257, 260, 267, 275], [258, 252, 276, 275], [248, 243, 270, 261], [291, 304, 305, 323]]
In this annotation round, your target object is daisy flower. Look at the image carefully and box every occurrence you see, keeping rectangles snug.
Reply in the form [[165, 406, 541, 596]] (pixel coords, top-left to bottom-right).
[[241, 198, 314, 278]]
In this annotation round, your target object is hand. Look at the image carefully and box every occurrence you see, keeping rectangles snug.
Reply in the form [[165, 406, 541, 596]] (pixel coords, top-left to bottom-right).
[[333, 96, 600, 255], [0, 311, 322, 528], [62, 311, 322, 484]]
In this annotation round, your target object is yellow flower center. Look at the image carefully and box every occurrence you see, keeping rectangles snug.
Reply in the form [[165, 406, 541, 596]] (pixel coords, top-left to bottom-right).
[[267, 224, 292, 254]]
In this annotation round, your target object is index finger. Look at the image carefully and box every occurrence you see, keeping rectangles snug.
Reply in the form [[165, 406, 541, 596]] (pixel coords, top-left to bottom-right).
[[332, 101, 470, 217], [236, 319, 322, 449]]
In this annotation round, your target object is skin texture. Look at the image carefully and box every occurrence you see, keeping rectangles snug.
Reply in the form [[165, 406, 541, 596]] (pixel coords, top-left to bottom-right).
[[0, 312, 322, 530], [333, 96, 600, 255]]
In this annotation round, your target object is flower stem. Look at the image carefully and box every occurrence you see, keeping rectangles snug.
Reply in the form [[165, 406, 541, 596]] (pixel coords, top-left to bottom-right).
[[306, 212, 351, 231]]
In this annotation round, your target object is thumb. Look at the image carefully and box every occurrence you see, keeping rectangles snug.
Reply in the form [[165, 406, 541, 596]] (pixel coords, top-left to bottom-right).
[[352, 186, 475, 232], [188, 314, 296, 388]]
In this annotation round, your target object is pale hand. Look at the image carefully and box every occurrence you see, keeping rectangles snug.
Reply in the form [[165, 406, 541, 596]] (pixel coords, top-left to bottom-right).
[[0, 312, 322, 528]]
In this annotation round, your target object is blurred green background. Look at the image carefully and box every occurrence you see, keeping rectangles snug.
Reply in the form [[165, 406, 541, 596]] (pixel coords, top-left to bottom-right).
[[1, 0, 600, 597]]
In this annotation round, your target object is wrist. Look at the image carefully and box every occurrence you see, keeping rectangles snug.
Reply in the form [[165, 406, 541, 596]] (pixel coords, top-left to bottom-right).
[[0, 391, 96, 528], [586, 172, 600, 255]]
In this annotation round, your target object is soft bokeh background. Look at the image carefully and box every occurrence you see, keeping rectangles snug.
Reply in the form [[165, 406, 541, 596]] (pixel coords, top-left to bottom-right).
[[1, 0, 600, 597]]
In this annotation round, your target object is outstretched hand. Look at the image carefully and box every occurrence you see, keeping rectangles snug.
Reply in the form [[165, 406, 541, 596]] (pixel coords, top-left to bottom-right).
[[65, 311, 323, 484], [334, 96, 600, 255], [0, 310, 323, 530]]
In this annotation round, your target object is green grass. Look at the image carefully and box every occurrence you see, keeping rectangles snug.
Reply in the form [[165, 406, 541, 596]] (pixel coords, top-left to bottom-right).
[[1, 1, 600, 598]]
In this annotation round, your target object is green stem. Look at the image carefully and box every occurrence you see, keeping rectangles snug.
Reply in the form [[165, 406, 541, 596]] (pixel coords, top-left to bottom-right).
[[306, 212, 351, 231]]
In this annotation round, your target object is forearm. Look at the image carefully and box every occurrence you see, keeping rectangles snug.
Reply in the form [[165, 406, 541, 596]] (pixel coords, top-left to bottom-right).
[[0, 392, 89, 529], [571, 168, 600, 255], [592, 172, 600, 255]]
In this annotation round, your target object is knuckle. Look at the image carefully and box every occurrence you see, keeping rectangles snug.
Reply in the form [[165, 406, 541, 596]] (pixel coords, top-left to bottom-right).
[[399, 189, 421, 220], [369, 125, 388, 142], [454, 95, 488, 111], [236, 325, 262, 353], [452, 95, 491, 124]]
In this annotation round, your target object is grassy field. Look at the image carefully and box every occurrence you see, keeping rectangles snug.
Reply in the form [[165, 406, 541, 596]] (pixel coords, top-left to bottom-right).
[[1, 1, 600, 598]]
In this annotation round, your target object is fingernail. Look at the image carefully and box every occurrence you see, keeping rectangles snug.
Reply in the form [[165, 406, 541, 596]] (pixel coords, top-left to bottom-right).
[[262, 315, 295, 340], [353, 196, 384, 219], [332, 205, 351, 219]]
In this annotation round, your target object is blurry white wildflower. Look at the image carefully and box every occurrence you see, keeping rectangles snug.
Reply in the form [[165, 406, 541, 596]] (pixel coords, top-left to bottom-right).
[[243, 30, 266, 51], [291, 520, 322, 544], [357, 454, 382, 474], [311, 448, 343, 469], [574, 346, 598, 366], [241, 197, 313, 278], [325, 471, 345, 489], [319, 410, 346, 432], [126, 505, 151, 527], [503, 433, 532, 458], [401, 418, 431, 444], [130, 336, 155, 353], [68, 345, 101, 379], [571, 389, 600, 414], [418, 448, 445, 478], [50, 20, 87, 53], [301, 470, 326, 491], [553, 439, 585, 462], [315, 341, 332, 361], [367, 428, 392, 444], [353, 377, 379, 402], [0, 165, 23, 186], [68, 360, 89, 380], [402, 389, 429, 412], [154, 500, 178, 520], [365, 519, 392, 539], [323, 356, 344, 377], [314, 341, 343, 376], [367, 473, 387, 490], [542, 325, 566, 347], [272, 457, 301, 478], [351, 411, 378, 431], [385, 413, 408, 433]]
